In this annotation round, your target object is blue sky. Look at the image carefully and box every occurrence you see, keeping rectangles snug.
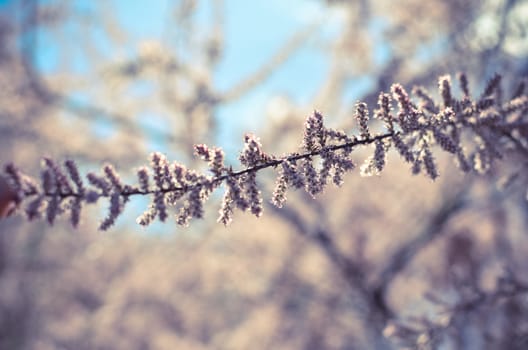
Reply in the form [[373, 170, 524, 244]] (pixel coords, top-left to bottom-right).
[[22, 1, 363, 154], [1, 0, 394, 139], [1, 0, 396, 160]]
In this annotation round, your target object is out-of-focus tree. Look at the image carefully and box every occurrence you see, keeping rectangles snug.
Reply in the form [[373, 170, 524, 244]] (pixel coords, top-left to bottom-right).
[[1, 0, 528, 349]]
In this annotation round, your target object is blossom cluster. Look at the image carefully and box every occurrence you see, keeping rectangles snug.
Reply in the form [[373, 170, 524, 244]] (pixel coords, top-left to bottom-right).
[[2, 73, 527, 230]]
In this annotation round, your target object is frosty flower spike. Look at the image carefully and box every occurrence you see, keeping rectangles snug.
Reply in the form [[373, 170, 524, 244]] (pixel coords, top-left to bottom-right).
[[2, 73, 527, 230]]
